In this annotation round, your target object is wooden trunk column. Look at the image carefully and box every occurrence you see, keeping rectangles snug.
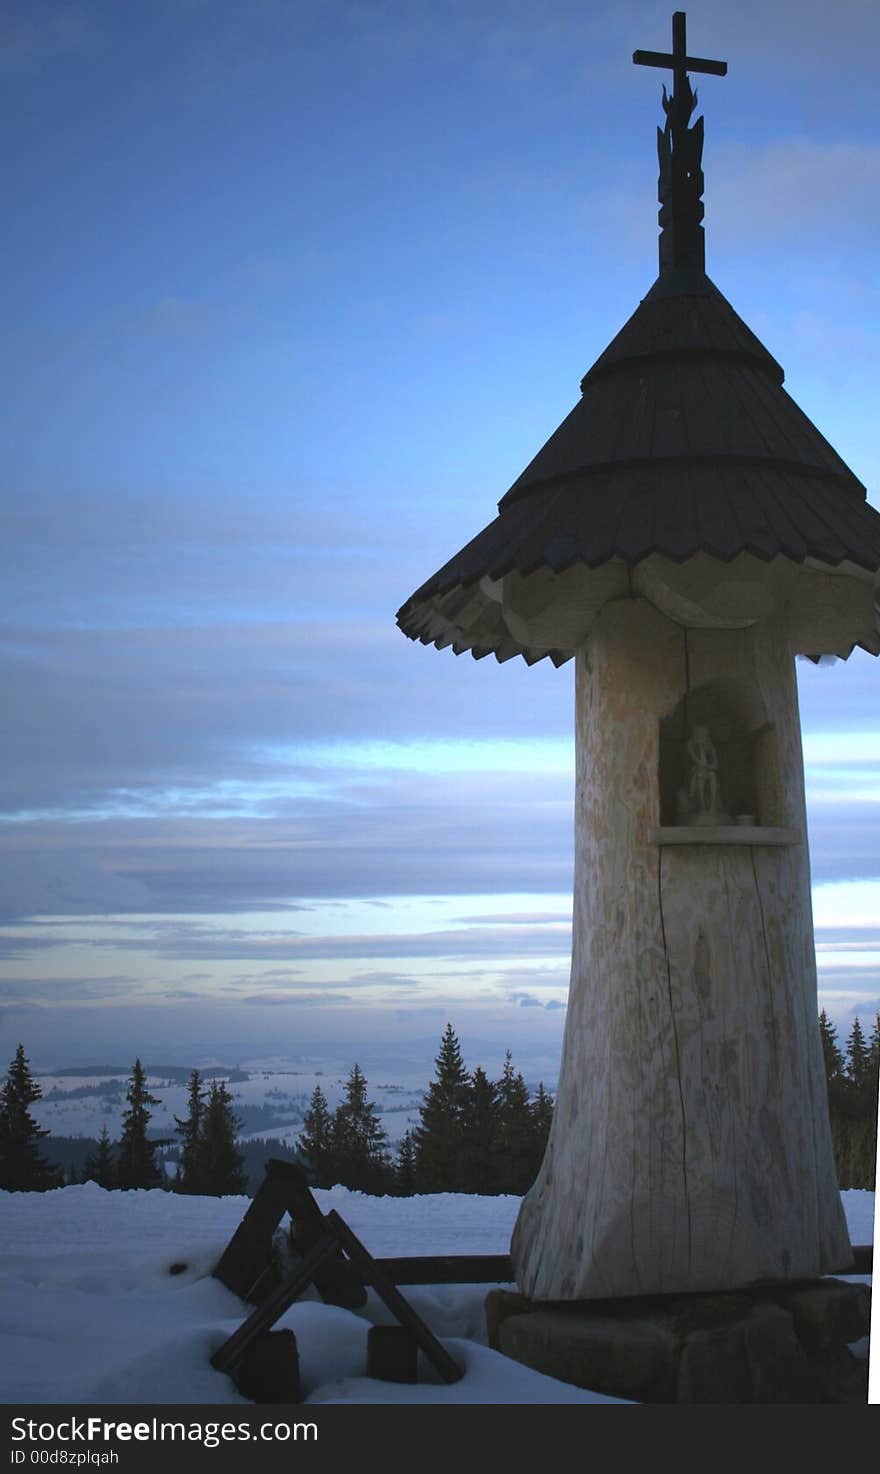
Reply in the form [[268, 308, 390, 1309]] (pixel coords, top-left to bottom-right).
[[510, 598, 851, 1299]]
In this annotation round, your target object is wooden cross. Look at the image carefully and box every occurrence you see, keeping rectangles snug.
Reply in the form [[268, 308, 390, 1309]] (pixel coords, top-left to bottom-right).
[[633, 11, 726, 107]]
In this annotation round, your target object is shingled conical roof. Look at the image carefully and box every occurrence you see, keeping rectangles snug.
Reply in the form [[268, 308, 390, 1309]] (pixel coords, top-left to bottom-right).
[[397, 33, 880, 666]]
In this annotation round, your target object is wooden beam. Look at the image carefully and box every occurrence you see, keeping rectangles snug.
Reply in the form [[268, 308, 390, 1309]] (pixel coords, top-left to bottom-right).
[[213, 1160, 299, 1299], [633, 49, 727, 75], [211, 1233, 340, 1374], [212, 1157, 365, 1308], [212, 1211, 464, 1388], [324, 1212, 463, 1384], [374, 1254, 514, 1285]]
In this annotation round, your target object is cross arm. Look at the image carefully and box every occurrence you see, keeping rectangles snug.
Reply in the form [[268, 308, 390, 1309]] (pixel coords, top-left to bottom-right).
[[633, 50, 727, 76]]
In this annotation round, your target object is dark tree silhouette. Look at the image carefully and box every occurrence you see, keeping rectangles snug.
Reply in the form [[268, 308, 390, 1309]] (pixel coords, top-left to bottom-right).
[[839, 1016, 878, 1189], [0, 1044, 59, 1191], [495, 1051, 534, 1194], [869, 1014, 880, 1078], [414, 1024, 470, 1192], [820, 1012, 878, 1190], [174, 1070, 206, 1194], [394, 1130, 417, 1196], [297, 1084, 335, 1187], [81, 1125, 116, 1189], [867, 1015, 880, 1187], [331, 1064, 390, 1193], [819, 1010, 846, 1112], [460, 1065, 499, 1194], [527, 1081, 555, 1183], [198, 1080, 247, 1196], [406, 1030, 556, 1195], [845, 1017, 870, 1096], [116, 1060, 164, 1190]]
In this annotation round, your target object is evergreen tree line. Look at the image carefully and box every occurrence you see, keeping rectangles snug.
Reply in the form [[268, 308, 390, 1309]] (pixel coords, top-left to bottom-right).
[[818, 1011, 880, 1189], [0, 1048, 246, 1196], [6, 1013, 874, 1200], [172, 1069, 247, 1195], [297, 1024, 555, 1196], [0, 1044, 63, 1191], [41, 1132, 297, 1195]]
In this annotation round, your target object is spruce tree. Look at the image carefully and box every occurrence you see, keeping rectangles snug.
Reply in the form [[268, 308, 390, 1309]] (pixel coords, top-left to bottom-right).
[[297, 1084, 335, 1187], [819, 1011, 879, 1190], [818, 1010, 846, 1113], [845, 1017, 870, 1097], [394, 1130, 417, 1196], [868, 1014, 880, 1120], [413, 1024, 470, 1192], [527, 1081, 555, 1183], [81, 1125, 116, 1189], [460, 1066, 499, 1194], [868, 1014, 880, 1079], [0, 1044, 59, 1191], [116, 1060, 164, 1190], [331, 1064, 390, 1194], [199, 1080, 247, 1196], [495, 1051, 534, 1194], [174, 1070, 206, 1193], [866, 1015, 880, 1187], [840, 1017, 878, 1190]]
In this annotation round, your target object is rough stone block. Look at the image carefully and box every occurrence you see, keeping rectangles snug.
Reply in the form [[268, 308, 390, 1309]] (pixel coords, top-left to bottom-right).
[[678, 1304, 820, 1404], [677, 1319, 752, 1403], [498, 1308, 676, 1402], [777, 1279, 871, 1353], [811, 1346, 869, 1405], [674, 1290, 756, 1333], [492, 1281, 872, 1403], [484, 1288, 532, 1351], [743, 1304, 824, 1403]]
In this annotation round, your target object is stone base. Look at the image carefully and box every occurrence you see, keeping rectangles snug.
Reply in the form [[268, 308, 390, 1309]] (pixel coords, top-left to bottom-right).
[[486, 1279, 870, 1404]]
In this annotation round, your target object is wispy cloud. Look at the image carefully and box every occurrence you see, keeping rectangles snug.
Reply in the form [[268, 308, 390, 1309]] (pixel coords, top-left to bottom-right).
[[2, 0, 879, 1066], [452, 911, 571, 926], [221, 968, 422, 994], [0, 974, 142, 1004], [508, 990, 564, 1010], [240, 992, 354, 1007], [87, 920, 573, 964]]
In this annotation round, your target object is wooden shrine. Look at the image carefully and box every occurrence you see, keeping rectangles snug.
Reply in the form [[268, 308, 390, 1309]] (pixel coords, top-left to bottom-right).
[[396, 12, 880, 1302]]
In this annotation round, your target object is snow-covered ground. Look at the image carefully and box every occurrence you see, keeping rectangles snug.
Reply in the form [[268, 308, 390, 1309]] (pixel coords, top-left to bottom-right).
[[0, 1185, 874, 1405]]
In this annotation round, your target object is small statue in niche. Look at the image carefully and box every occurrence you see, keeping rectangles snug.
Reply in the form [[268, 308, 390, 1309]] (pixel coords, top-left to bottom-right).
[[676, 724, 731, 825], [688, 724, 720, 815]]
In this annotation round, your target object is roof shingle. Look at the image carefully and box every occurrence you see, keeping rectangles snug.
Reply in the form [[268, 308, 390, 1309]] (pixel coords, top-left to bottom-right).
[[398, 271, 880, 664]]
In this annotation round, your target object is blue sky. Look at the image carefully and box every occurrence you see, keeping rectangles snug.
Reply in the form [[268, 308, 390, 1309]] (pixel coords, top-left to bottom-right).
[[1, 0, 878, 1070]]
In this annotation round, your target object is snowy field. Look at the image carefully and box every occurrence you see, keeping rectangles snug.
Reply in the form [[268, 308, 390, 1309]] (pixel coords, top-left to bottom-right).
[[0, 1184, 874, 1406]]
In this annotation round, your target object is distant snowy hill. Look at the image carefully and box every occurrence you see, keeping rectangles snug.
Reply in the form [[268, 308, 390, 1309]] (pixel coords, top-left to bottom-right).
[[32, 1061, 433, 1151]]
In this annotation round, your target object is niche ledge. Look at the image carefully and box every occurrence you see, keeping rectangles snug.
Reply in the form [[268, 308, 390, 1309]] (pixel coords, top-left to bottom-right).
[[649, 826, 801, 846]]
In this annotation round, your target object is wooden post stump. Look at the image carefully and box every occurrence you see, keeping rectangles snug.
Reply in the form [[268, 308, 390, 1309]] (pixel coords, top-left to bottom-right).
[[232, 1330, 301, 1404], [367, 1325, 419, 1383]]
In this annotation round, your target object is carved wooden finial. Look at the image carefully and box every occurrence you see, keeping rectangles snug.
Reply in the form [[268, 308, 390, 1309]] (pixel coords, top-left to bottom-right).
[[634, 12, 727, 274]]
